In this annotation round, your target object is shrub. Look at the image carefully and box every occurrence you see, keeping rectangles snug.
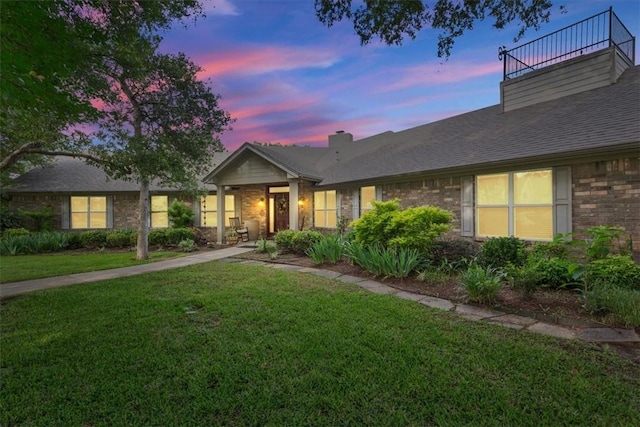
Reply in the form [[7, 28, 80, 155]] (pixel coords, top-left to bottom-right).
[[165, 227, 195, 245], [80, 230, 108, 248], [587, 255, 640, 291], [2, 228, 30, 238], [584, 225, 628, 261], [274, 230, 296, 253], [0, 206, 23, 232], [350, 200, 452, 251], [479, 237, 527, 268], [506, 264, 542, 298], [168, 200, 195, 228], [256, 239, 277, 259], [530, 239, 570, 259], [586, 286, 640, 328], [460, 264, 504, 304], [306, 234, 345, 265], [19, 206, 55, 232], [529, 257, 575, 289], [149, 229, 168, 246], [275, 230, 323, 255], [106, 229, 136, 248], [429, 238, 480, 266], [178, 239, 198, 252]]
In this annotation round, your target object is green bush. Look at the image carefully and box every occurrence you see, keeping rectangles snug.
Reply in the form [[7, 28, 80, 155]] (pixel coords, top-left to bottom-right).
[[0, 206, 23, 232], [106, 229, 136, 248], [506, 264, 542, 298], [460, 264, 505, 304], [168, 200, 195, 228], [178, 239, 198, 252], [530, 238, 570, 259], [479, 237, 527, 268], [587, 255, 640, 291], [19, 206, 54, 232], [80, 230, 109, 248], [586, 286, 640, 328], [350, 200, 452, 252], [529, 257, 575, 289], [429, 238, 480, 265], [256, 239, 277, 259], [274, 230, 323, 255], [0, 232, 75, 255], [165, 228, 195, 245], [2, 228, 30, 238], [306, 234, 345, 265], [149, 229, 168, 246]]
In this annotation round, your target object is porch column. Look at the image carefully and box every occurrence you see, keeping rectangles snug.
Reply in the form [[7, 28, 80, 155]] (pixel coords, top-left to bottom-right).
[[216, 185, 226, 244], [288, 179, 299, 231]]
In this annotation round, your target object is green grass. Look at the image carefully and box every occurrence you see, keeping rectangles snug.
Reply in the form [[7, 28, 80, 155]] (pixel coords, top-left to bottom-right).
[[0, 251, 185, 283], [1, 262, 638, 426]]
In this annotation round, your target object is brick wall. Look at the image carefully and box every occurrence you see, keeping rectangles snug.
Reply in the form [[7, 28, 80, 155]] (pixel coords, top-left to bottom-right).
[[572, 157, 640, 255]]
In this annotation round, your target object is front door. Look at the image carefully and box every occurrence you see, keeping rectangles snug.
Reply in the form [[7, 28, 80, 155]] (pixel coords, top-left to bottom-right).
[[273, 192, 289, 232]]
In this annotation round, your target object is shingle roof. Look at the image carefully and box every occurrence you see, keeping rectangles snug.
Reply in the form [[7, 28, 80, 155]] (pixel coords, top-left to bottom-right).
[[6, 151, 233, 193]]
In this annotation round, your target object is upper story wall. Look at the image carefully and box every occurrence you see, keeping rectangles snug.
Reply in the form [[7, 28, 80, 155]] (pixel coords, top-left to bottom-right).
[[500, 46, 634, 112]]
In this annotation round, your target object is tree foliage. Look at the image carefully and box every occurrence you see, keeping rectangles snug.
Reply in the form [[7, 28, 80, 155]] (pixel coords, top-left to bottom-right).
[[314, 0, 558, 57]]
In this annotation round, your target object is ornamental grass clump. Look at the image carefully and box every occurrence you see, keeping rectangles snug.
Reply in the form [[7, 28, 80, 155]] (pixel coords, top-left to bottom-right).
[[306, 234, 345, 265], [345, 241, 423, 278], [460, 263, 504, 304]]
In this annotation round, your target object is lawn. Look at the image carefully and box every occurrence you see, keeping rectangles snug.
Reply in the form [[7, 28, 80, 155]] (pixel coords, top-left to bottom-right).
[[0, 251, 185, 283], [1, 261, 638, 426]]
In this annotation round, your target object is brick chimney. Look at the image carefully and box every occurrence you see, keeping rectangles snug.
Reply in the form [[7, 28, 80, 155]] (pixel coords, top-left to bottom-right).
[[328, 130, 353, 148]]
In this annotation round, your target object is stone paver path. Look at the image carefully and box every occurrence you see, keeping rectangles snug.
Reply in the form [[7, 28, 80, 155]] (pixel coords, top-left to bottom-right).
[[2, 249, 638, 346]]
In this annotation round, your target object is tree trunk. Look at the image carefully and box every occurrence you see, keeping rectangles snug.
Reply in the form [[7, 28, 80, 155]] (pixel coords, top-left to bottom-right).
[[136, 179, 150, 260]]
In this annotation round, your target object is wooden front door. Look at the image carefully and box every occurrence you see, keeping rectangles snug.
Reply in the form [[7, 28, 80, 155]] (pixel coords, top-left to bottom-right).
[[273, 193, 289, 232]]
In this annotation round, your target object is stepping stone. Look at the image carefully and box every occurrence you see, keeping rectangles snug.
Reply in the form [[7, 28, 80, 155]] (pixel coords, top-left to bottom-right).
[[489, 314, 538, 328], [419, 297, 454, 311], [395, 291, 426, 302], [308, 269, 343, 279], [357, 280, 398, 295], [455, 304, 504, 319], [527, 322, 576, 340], [578, 328, 640, 343]]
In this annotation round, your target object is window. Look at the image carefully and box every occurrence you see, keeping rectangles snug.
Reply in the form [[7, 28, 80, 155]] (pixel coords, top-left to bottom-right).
[[360, 186, 377, 216], [200, 195, 235, 227], [70, 196, 107, 229], [476, 169, 553, 240], [314, 190, 337, 228], [151, 195, 169, 228]]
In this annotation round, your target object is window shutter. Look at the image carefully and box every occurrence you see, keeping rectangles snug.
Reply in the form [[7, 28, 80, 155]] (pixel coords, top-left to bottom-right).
[[352, 189, 359, 220], [106, 196, 114, 229], [336, 191, 342, 225], [61, 196, 70, 229], [193, 197, 201, 226], [461, 177, 474, 237], [553, 166, 572, 236], [375, 186, 383, 201]]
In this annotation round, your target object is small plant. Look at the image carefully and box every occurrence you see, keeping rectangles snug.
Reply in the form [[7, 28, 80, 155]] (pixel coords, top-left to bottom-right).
[[479, 237, 527, 268], [80, 230, 109, 249], [416, 268, 450, 286], [586, 286, 640, 328], [168, 200, 195, 228], [2, 228, 30, 238], [460, 263, 504, 304], [306, 234, 345, 265], [256, 239, 277, 259], [274, 230, 323, 255], [149, 229, 168, 246], [345, 242, 423, 278], [165, 227, 195, 245], [178, 239, 198, 252], [584, 225, 626, 261], [506, 264, 542, 298], [586, 255, 640, 291]]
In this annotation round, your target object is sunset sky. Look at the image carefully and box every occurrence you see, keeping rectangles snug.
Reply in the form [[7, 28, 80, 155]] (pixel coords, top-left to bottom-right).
[[160, 0, 640, 150]]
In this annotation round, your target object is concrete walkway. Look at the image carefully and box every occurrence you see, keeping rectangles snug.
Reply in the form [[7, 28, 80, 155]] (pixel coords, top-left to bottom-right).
[[2, 247, 639, 346]]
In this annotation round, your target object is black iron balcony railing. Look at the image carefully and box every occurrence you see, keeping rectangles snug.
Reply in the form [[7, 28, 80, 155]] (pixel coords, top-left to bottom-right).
[[499, 7, 635, 80]]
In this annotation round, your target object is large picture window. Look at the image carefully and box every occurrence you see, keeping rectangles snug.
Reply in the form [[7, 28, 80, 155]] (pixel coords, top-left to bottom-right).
[[476, 169, 552, 240], [314, 190, 337, 228], [70, 196, 107, 229], [200, 195, 235, 227], [151, 195, 169, 228]]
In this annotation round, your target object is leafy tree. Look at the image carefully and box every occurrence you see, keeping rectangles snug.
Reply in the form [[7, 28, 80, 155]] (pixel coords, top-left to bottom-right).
[[314, 0, 559, 57]]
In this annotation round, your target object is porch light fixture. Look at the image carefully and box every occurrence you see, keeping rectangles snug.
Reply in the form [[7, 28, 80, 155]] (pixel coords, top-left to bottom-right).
[[298, 197, 305, 206], [258, 197, 265, 207]]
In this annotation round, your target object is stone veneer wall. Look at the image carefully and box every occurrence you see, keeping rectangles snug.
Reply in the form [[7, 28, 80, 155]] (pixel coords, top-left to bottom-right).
[[572, 157, 640, 255]]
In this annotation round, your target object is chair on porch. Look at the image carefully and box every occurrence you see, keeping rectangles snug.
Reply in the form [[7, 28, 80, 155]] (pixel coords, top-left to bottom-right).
[[229, 217, 249, 242]]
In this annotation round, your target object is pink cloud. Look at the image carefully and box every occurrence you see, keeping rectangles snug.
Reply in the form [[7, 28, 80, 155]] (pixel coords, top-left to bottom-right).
[[195, 46, 340, 79], [378, 60, 502, 93]]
